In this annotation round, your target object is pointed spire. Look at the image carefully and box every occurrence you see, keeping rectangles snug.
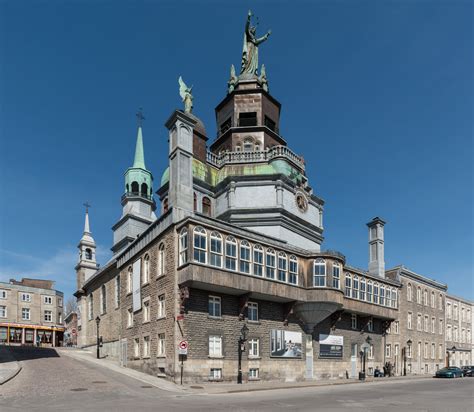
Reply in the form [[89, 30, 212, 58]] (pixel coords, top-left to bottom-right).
[[133, 108, 146, 169], [80, 202, 95, 245]]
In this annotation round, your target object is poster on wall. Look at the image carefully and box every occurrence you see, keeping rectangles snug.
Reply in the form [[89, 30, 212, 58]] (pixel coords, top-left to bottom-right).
[[270, 330, 302, 358], [132, 259, 142, 312], [319, 334, 343, 359]]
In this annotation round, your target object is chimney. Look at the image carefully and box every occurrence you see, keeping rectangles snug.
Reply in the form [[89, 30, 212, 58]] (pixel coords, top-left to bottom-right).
[[367, 217, 386, 278]]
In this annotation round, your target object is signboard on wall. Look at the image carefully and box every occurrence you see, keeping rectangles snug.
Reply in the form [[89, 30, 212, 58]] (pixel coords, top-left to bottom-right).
[[270, 330, 302, 358], [319, 334, 343, 359], [132, 259, 142, 312]]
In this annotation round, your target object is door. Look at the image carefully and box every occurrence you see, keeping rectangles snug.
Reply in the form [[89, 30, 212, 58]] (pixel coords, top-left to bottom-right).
[[351, 343, 358, 378]]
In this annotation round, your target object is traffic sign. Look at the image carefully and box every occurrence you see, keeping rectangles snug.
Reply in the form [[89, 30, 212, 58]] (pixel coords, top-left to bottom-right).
[[71, 328, 77, 336], [178, 340, 188, 355]]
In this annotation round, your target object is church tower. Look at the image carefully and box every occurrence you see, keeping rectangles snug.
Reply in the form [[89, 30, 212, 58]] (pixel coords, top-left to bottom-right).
[[112, 111, 156, 255], [75, 205, 98, 290]]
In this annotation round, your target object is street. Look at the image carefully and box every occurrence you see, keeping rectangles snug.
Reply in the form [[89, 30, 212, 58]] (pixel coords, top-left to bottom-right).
[[1, 347, 473, 411]]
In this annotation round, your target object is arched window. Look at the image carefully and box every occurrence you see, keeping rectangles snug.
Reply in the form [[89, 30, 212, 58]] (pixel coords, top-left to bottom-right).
[[127, 266, 133, 294], [373, 283, 379, 304], [385, 287, 391, 307], [239, 240, 251, 273], [289, 255, 298, 285], [193, 227, 207, 263], [345, 274, 352, 297], [332, 263, 341, 289], [431, 291, 435, 308], [277, 252, 287, 282], [253, 244, 264, 276], [417, 287, 421, 304], [392, 288, 398, 308], [367, 280, 373, 302], [210, 232, 222, 268], [141, 183, 148, 197], [379, 285, 385, 306], [131, 181, 139, 194], [407, 283, 412, 301], [193, 193, 197, 211], [225, 236, 237, 270], [88, 293, 93, 320], [265, 248, 276, 279], [202, 197, 211, 216], [423, 289, 428, 306], [360, 278, 366, 301], [352, 275, 359, 299], [158, 244, 165, 276], [163, 198, 169, 214], [143, 254, 150, 284], [313, 258, 326, 287], [100, 285, 106, 314], [178, 228, 188, 265], [85, 248, 92, 260]]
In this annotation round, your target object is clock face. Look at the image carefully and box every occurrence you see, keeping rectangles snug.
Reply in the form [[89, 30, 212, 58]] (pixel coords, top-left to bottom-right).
[[295, 192, 308, 212]]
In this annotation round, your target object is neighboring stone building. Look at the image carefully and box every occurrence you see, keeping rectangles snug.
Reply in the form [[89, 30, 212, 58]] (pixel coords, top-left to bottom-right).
[[385, 266, 447, 376], [64, 311, 78, 346], [445, 294, 472, 367], [0, 278, 64, 346], [73, 16, 472, 383]]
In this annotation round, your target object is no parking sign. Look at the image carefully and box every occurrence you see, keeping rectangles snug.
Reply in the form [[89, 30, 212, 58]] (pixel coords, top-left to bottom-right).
[[178, 340, 188, 355]]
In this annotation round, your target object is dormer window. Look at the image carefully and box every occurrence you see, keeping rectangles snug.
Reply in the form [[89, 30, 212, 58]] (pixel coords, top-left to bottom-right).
[[238, 112, 257, 127]]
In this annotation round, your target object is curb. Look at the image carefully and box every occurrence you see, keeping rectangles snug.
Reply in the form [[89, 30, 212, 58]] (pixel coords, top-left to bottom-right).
[[0, 364, 22, 386], [0, 347, 22, 386]]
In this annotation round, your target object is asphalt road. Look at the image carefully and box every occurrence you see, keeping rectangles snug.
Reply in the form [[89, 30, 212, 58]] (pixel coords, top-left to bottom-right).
[[1, 347, 473, 411]]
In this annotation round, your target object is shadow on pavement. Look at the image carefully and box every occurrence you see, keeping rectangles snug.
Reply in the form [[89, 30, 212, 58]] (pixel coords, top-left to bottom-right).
[[0, 346, 60, 363]]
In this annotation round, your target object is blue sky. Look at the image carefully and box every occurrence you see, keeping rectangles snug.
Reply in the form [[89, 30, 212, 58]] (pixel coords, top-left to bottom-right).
[[0, 1, 472, 302]]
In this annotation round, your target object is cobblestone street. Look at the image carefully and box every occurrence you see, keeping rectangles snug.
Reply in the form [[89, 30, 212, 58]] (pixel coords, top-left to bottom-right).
[[1, 347, 473, 411]]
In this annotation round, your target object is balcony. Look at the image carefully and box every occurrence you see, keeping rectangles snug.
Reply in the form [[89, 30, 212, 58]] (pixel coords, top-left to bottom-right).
[[206, 145, 305, 171]]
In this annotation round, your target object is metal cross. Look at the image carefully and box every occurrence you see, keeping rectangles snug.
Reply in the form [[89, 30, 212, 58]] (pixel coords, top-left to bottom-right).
[[83, 202, 91, 213], [136, 108, 145, 127]]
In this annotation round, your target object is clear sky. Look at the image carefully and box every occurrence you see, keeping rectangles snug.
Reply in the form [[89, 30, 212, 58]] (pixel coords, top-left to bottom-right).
[[0, 1, 472, 302]]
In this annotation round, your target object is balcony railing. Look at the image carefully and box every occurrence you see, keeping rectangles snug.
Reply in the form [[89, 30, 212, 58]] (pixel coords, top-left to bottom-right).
[[206, 145, 305, 171]]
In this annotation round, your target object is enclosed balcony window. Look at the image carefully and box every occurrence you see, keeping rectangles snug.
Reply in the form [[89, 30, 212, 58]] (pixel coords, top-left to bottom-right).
[[253, 245, 264, 276], [225, 236, 237, 271], [345, 274, 352, 297], [238, 112, 257, 127], [265, 249, 276, 279], [313, 259, 326, 287], [289, 255, 298, 285], [239, 240, 251, 274], [193, 227, 207, 264], [210, 232, 222, 268], [332, 263, 340, 289], [277, 252, 287, 282]]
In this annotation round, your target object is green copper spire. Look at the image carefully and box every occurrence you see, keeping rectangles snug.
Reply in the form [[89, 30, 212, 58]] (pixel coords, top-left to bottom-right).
[[133, 126, 146, 169]]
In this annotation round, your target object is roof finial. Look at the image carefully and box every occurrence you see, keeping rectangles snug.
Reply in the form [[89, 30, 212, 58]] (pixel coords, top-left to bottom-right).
[[136, 107, 145, 127], [83, 201, 91, 214], [83, 202, 91, 234]]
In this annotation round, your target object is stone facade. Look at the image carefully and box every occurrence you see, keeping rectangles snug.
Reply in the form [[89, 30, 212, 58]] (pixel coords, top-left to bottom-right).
[[445, 294, 472, 367]]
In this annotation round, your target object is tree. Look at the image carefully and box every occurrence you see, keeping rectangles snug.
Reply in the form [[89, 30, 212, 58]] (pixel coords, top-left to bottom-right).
[[65, 296, 78, 316]]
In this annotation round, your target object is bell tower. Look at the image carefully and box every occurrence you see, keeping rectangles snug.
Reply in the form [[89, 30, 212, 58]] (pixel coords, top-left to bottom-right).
[[112, 110, 156, 255], [75, 203, 98, 289]]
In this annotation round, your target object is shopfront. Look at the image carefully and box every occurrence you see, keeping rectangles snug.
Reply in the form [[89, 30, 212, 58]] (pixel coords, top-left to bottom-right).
[[0, 323, 64, 347]]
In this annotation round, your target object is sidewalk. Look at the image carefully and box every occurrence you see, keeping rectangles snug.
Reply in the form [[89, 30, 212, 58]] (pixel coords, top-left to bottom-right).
[[59, 348, 433, 395], [0, 345, 22, 385]]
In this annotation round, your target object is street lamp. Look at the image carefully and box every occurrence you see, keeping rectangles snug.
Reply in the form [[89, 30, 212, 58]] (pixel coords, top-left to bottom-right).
[[404, 339, 412, 376], [237, 324, 249, 384], [95, 316, 101, 359]]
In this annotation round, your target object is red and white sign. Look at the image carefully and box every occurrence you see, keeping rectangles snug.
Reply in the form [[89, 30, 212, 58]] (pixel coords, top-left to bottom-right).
[[71, 328, 77, 336], [178, 340, 188, 355]]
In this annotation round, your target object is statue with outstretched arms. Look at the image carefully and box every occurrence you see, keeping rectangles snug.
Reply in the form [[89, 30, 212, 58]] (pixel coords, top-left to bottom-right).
[[241, 10, 271, 75]]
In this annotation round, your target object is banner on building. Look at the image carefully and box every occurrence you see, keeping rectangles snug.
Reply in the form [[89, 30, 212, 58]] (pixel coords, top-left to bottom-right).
[[132, 259, 141, 312], [319, 334, 343, 359], [270, 330, 302, 358]]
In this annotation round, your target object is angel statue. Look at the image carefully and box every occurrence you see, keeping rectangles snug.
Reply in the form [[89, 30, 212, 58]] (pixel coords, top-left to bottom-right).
[[227, 64, 238, 94], [178, 76, 193, 113], [241, 10, 271, 75]]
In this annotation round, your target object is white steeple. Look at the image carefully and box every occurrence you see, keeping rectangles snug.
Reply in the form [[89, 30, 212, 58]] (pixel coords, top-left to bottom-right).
[[76, 204, 98, 289]]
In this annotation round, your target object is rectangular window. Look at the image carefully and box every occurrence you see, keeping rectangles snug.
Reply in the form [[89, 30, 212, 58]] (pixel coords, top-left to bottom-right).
[[439, 344, 443, 360], [447, 326, 452, 341], [209, 368, 222, 380], [367, 282, 373, 302], [238, 111, 257, 127], [424, 315, 429, 332], [351, 314, 357, 330], [158, 294, 165, 318], [408, 312, 412, 329], [264, 115, 276, 131], [424, 342, 428, 359], [386, 344, 391, 358], [368, 344, 374, 359], [313, 261, 326, 287], [431, 317, 435, 334], [143, 336, 150, 358], [179, 230, 188, 265], [417, 314, 422, 331], [134, 338, 140, 358], [249, 368, 259, 379], [439, 319, 443, 335], [0, 290, 6, 299], [394, 321, 399, 334], [22, 308, 30, 320], [21, 293, 31, 302], [127, 308, 133, 327], [44, 296, 52, 304], [208, 296, 221, 317], [253, 247, 264, 276], [143, 299, 150, 322], [158, 333, 165, 356], [431, 343, 435, 359], [240, 242, 251, 274], [367, 318, 373, 332], [115, 276, 120, 308], [248, 302, 258, 322], [248, 338, 260, 357], [289, 257, 298, 285], [127, 270, 133, 294], [266, 250, 276, 279], [0, 306, 6, 318], [88, 295, 93, 320], [373, 284, 379, 304], [352, 277, 359, 299], [379, 286, 385, 306], [332, 265, 340, 289], [359, 279, 366, 301], [447, 303, 452, 319], [277, 254, 287, 282], [225, 239, 237, 271], [209, 335, 222, 357], [44, 310, 52, 322]]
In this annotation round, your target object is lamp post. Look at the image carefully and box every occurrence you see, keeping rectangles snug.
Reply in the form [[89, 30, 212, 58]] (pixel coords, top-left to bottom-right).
[[364, 336, 371, 376], [404, 339, 412, 376], [237, 324, 249, 384], [95, 316, 101, 359]]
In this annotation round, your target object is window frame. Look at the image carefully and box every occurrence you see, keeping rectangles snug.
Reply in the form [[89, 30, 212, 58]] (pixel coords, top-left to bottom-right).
[[289, 255, 298, 285], [247, 302, 258, 322], [277, 252, 287, 282], [22, 307, 31, 320], [209, 335, 223, 357], [225, 236, 237, 271], [193, 226, 207, 264], [313, 258, 326, 287], [332, 263, 340, 289], [240, 240, 251, 274], [179, 228, 188, 265], [209, 232, 223, 268], [158, 294, 166, 319], [253, 245, 264, 277], [248, 338, 260, 358], [265, 248, 276, 279], [208, 295, 222, 318]]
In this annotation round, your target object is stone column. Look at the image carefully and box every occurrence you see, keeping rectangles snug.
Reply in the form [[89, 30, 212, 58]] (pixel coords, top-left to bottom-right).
[[52, 329, 56, 347], [33, 328, 37, 346], [21, 328, 25, 345]]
